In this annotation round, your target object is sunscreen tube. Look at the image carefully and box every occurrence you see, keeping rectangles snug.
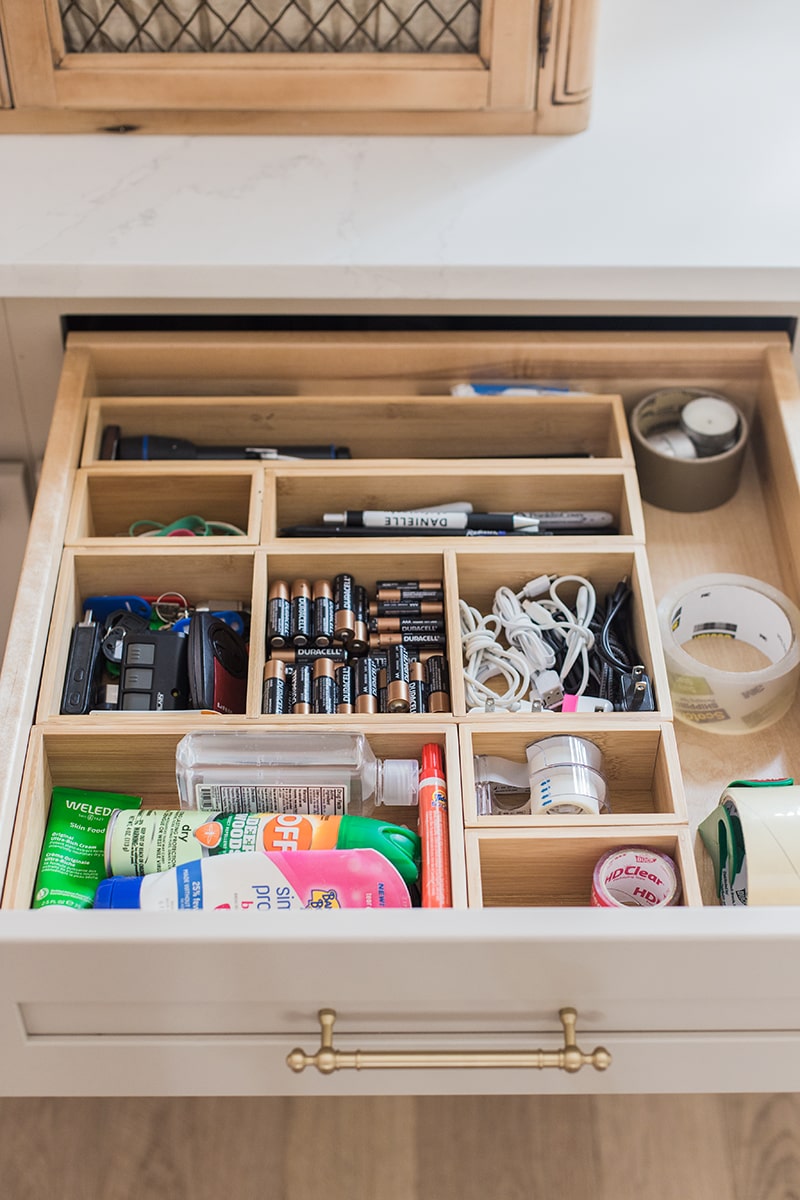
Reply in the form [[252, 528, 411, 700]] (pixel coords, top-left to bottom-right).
[[94, 849, 413, 910]]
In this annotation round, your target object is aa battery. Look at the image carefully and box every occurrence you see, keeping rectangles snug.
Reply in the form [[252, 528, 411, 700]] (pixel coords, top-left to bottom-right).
[[425, 654, 451, 713], [334, 572, 356, 644], [271, 645, 347, 665], [386, 643, 411, 713], [267, 579, 291, 648], [370, 631, 447, 650], [409, 659, 427, 714], [377, 666, 388, 714], [312, 579, 334, 647], [350, 584, 369, 656], [312, 657, 337, 715], [354, 654, 378, 714], [375, 580, 442, 591], [376, 588, 444, 603], [290, 662, 313, 714], [335, 663, 354, 714], [369, 600, 443, 618], [369, 617, 445, 635], [262, 658, 288, 715], [290, 579, 312, 646]]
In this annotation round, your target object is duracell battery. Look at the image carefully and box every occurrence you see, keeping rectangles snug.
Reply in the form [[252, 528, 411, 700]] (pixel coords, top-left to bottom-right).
[[350, 584, 369, 656], [312, 579, 334, 647], [313, 657, 337, 715], [386, 643, 411, 713], [369, 600, 443, 618], [262, 659, 288, 715], [376, 588, 444, 603], [370, 632, 447, 650], [290, 662, 313, 714], [369, 617, 445, 635], [271, 645, 347, 665], [354, 654, 378, 714], [267, 579, 291, 648], [290, 579, 312, 646], [375, 580, 442, 591], [335, 663, 354, 714], [377, 666, 388, 714], [409, 659, 427, 714], [334, 572, 356, 644], [425, 654, 451, 713]]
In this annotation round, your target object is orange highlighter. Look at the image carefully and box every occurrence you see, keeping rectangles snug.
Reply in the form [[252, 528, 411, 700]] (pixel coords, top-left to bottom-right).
[[419, 743, 452, 907]]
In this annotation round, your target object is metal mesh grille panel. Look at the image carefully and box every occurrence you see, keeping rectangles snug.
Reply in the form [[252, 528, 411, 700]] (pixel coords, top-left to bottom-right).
[[58, 0, 481, 53]]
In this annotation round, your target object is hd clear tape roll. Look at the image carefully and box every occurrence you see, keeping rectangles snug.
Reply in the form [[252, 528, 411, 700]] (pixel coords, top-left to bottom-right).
[[591, 847, 681, 907], [474, 736, 608, 816], [657, 574, 800, 734], [699, 782, 800, 905]]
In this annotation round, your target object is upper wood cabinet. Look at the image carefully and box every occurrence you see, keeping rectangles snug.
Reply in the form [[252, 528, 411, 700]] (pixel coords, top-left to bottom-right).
[[0, 0, 598, 133]]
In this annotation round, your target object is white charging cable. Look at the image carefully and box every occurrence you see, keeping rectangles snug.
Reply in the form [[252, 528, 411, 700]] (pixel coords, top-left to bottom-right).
[[459, 600, 531, 711]]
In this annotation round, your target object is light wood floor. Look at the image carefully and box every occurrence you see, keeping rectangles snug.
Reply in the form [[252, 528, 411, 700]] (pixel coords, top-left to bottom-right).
[[0, 1095, 799, 1199]]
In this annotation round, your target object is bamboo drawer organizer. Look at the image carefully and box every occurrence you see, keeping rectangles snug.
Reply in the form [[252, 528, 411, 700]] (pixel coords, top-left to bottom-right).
[[6, 328, 800, 918]]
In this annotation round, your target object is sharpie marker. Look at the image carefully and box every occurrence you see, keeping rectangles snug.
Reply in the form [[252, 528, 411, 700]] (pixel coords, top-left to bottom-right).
[[280, 525, 555, 538]]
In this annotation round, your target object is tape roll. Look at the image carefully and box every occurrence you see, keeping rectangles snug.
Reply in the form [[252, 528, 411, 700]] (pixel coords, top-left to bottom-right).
[[525, 736, 607, 815], [658, 574, 800, 734], [591, 847, 681, 907], [630, 388, 748, 511], [699, 784, 800, 905], [473, 736, 608, 816]]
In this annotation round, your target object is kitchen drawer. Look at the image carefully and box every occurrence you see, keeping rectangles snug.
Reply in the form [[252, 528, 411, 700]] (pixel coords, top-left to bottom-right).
[[2, 329, 800, 1098]]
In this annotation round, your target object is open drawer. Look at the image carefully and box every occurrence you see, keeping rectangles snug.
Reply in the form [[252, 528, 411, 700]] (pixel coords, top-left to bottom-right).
[[2, 329, 800, 1097]]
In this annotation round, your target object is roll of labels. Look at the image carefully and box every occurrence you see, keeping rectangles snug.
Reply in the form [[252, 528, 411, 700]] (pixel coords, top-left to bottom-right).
[[700, 779, 800, 905], [658, 573, 800, 734], [629, 388, 748, 512]]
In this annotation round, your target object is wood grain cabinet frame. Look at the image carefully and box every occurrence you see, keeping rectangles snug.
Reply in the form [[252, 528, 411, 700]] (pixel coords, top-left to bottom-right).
[[0, 0, 597, 133]]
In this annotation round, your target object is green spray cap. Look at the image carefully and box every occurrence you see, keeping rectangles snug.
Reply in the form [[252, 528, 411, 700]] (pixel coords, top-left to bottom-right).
[[337, 814, 421, 887]]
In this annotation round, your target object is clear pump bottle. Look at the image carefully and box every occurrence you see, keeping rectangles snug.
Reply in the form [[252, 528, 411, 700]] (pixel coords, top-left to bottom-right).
[[176, 730, 419, 816]]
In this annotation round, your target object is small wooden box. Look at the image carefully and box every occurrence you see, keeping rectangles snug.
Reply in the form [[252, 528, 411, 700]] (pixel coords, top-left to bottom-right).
[[465, 827, 701, 908], [459, 719, 688, 826], [66, 465, 263, 546]]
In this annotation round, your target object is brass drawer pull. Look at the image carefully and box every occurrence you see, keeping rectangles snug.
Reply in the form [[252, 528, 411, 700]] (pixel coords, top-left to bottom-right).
[[287, 1007, 611, 1075]]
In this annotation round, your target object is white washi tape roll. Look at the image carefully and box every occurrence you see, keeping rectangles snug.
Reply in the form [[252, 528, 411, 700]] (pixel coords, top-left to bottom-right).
[[657, 573, 800, 734], [591, 847, 681, 907], [703, 785, 800, 905]]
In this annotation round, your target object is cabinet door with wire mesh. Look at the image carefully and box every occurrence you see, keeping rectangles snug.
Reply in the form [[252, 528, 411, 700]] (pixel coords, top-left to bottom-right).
[[0, 0, 597, 133]]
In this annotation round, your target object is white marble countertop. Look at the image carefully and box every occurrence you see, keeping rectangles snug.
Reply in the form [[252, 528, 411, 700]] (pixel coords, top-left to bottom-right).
[[1, 0, 799, 302]]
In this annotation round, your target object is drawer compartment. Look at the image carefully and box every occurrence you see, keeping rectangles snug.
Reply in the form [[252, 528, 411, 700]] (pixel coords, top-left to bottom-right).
[[38, 548, 261, 721], [2, 723, 467, 911], [465, 827, 700, 908], [258, 546, 455, 718], [451, 544, 669, 718], [269, 463, 645, 542], [460, 719, 687, 825], [80, 392, 634, 465], [66, 465, 263, 545]]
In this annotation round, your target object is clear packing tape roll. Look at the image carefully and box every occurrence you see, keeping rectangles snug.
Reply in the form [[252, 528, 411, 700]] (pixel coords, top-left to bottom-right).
[[700, 782, 800, 905], [474, 736, 608, 816], [657, 574, 800, 734]]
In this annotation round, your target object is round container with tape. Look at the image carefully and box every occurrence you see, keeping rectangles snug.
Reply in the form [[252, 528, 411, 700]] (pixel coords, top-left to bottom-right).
[[591, 847, 681, 907], [700, 783, 800, 906], [630, 387, 748, 511], [657, 574, 800, 734]]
